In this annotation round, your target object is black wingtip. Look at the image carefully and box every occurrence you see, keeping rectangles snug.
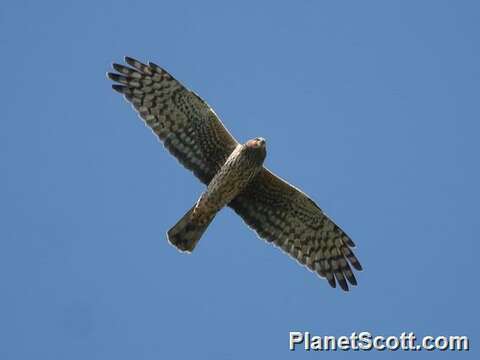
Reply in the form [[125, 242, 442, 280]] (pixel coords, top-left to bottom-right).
[[148, 61, 161, 70], [107, 72, 118, 81], [346, 238, 356, 247], [335, 272, 348, 291], [327, 275, 336, 288], [339, 281, 349, 292], [112, 63, 126, 73], [352, 261, 363, 271], [125, 56, 141, 67], [148, 61, 166, 74], [111, 84, 126, 93], [124, 56, 135, 64], [345, 270, 358, 286]]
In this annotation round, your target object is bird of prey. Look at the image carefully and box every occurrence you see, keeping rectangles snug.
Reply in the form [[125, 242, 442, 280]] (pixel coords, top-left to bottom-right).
[[107, 57, 362, 291]]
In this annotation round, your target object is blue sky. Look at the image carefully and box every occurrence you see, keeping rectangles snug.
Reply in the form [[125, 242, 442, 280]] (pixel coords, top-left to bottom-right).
[[1, 0, 478, 358]]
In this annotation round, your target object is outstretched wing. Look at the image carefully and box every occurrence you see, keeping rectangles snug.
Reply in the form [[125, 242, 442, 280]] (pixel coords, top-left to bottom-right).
[[229, 168, 362, 291], [108, 57, 239, 184]]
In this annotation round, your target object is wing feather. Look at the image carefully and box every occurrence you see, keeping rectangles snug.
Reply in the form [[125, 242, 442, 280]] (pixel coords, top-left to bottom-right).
[[108, 57, 238, 184], [229, 168, 362, 291]]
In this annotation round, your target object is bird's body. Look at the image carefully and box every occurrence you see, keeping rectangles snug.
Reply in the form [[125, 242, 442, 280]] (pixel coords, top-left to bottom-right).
[[108, 57, 363, 291], [198, 139, 266, 217], [169, 139, 266, 252]]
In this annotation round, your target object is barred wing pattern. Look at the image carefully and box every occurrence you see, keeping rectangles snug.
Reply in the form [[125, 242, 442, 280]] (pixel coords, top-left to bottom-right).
[[108, 57, 239, 184], [229, 168, 362, 291]]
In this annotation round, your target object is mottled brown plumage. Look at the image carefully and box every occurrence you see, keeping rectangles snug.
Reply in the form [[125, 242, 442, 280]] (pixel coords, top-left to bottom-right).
[[107, 57, 362, 291]]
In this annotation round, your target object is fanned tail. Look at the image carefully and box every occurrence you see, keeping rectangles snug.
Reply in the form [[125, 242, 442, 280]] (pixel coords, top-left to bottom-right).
[[167, 205, 214, 252]]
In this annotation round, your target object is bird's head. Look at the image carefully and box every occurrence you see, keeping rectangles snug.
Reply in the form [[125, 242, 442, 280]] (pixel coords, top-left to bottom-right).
[[245, 137, 266, 150], [243, 137, 267, 165]]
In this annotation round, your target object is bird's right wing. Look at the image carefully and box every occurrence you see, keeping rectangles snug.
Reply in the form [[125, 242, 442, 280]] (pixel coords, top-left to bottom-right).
[[108, 57, 239, 185], [229, 168, 362, 291]]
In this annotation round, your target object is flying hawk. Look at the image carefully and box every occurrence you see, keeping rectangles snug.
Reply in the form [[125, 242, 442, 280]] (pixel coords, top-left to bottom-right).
[[107, 57, 362, 291]]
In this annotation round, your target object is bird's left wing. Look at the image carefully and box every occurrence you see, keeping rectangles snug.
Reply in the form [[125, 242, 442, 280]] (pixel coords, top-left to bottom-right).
[[229, 168, 362, 291], [108, 57, 239, 185]]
